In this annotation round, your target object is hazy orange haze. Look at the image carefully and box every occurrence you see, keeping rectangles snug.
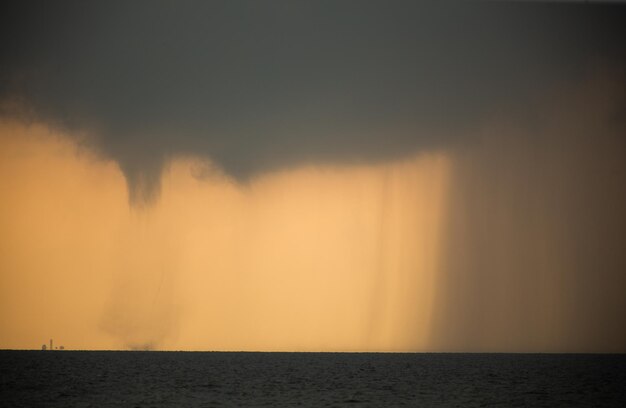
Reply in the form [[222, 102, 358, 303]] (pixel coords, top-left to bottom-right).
[[0, 120, 450, 351]]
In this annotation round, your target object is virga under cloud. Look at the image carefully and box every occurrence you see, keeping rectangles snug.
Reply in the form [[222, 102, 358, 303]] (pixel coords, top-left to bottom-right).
[[1, 1, 625, 352]]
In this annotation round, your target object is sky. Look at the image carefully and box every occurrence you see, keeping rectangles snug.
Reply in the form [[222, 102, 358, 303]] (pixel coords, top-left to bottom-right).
[[0, 1, 625, 351]]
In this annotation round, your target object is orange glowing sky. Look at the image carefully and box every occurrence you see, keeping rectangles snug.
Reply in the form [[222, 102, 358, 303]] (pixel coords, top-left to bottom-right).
[[0, 120, 450, 351], [1, 0, 626, 355], [1, 67, 625, 353]]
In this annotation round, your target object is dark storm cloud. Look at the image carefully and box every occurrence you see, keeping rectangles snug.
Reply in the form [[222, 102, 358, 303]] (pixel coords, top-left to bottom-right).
[[427, 72, 626, 352], [1, 1, 625, 202]]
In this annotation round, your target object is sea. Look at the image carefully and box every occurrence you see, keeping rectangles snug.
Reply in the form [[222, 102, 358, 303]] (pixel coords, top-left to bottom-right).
[[1, 351, 625, 407]]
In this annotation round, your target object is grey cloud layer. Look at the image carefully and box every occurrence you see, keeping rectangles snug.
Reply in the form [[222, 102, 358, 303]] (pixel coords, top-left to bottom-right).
[[1, 1, 625, 202]]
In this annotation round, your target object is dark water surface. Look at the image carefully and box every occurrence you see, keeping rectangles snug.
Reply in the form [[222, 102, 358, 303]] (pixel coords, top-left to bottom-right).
[[1, 351, 624, 407]]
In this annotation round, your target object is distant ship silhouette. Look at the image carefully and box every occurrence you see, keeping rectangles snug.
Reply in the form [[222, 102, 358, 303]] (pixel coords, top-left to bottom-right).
[[41, 339, 64, 350]]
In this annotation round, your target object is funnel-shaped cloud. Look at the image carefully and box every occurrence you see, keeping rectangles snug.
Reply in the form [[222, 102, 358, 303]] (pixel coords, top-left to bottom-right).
[[1, 1, 625, 204]]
